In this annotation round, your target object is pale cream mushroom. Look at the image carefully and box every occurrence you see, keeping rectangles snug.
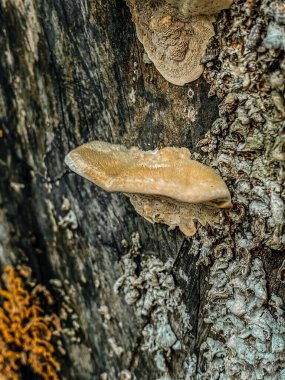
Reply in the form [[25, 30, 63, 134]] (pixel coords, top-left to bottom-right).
[[65, 141, 232, 236], [126, 0, 232, 85], [165, 0, 233, 16]]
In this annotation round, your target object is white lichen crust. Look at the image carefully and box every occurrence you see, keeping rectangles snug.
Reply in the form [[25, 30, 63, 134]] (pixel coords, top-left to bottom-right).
[[200, 257, 285, 379], [187, 0, 285, 377], [200, 0, 285, 251], [263, 1, 285, 51], [114, 233, 191, 377]]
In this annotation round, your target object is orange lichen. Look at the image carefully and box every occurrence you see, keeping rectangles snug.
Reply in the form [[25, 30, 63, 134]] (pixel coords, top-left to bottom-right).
[[0, 266, 61, 380]]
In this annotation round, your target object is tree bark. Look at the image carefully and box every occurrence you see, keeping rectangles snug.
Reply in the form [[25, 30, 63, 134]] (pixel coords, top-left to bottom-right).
[[0, 0, 285, 379]]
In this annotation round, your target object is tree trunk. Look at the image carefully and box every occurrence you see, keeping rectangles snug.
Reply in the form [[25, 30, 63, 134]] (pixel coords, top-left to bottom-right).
[[0, 0, 284, 379]]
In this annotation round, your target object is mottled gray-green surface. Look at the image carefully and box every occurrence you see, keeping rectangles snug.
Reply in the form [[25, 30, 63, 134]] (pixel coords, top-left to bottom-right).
[[0, 0, 284, 379]]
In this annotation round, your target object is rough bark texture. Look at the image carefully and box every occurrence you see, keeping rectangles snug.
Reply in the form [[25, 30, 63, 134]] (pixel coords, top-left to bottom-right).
[[0, 0, 284, 379]]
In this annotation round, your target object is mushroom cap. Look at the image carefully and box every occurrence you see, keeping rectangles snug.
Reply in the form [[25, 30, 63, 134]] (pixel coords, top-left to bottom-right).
[[65, 141, 232, 208], [144, 14, 214, 85], [131, 2, 215, 85], [127, 1, 232, 85], [166, 0, 233, 16]]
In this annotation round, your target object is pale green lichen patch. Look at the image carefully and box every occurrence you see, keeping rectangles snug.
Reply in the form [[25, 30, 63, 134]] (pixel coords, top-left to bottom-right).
[[262, 1, 285, 51], [200, 0, 285, 252], [114, 233, 191, 378], [179, 0, 285, 377], [200, 257, 285, 378]]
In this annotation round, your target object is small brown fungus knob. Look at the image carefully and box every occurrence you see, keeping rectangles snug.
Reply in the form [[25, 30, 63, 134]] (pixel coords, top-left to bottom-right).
[[65, 141, 232, 236], [126, 0, 232, 85]]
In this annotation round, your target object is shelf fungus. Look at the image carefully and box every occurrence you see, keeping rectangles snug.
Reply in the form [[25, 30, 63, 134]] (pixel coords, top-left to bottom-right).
[[126, 0, 232, 85], [165, 0, 233, 16], [65, 141, 232, 237]]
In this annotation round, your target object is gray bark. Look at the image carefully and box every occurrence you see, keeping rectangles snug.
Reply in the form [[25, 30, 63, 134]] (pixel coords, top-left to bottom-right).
[[0, 0, 284, 379]]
